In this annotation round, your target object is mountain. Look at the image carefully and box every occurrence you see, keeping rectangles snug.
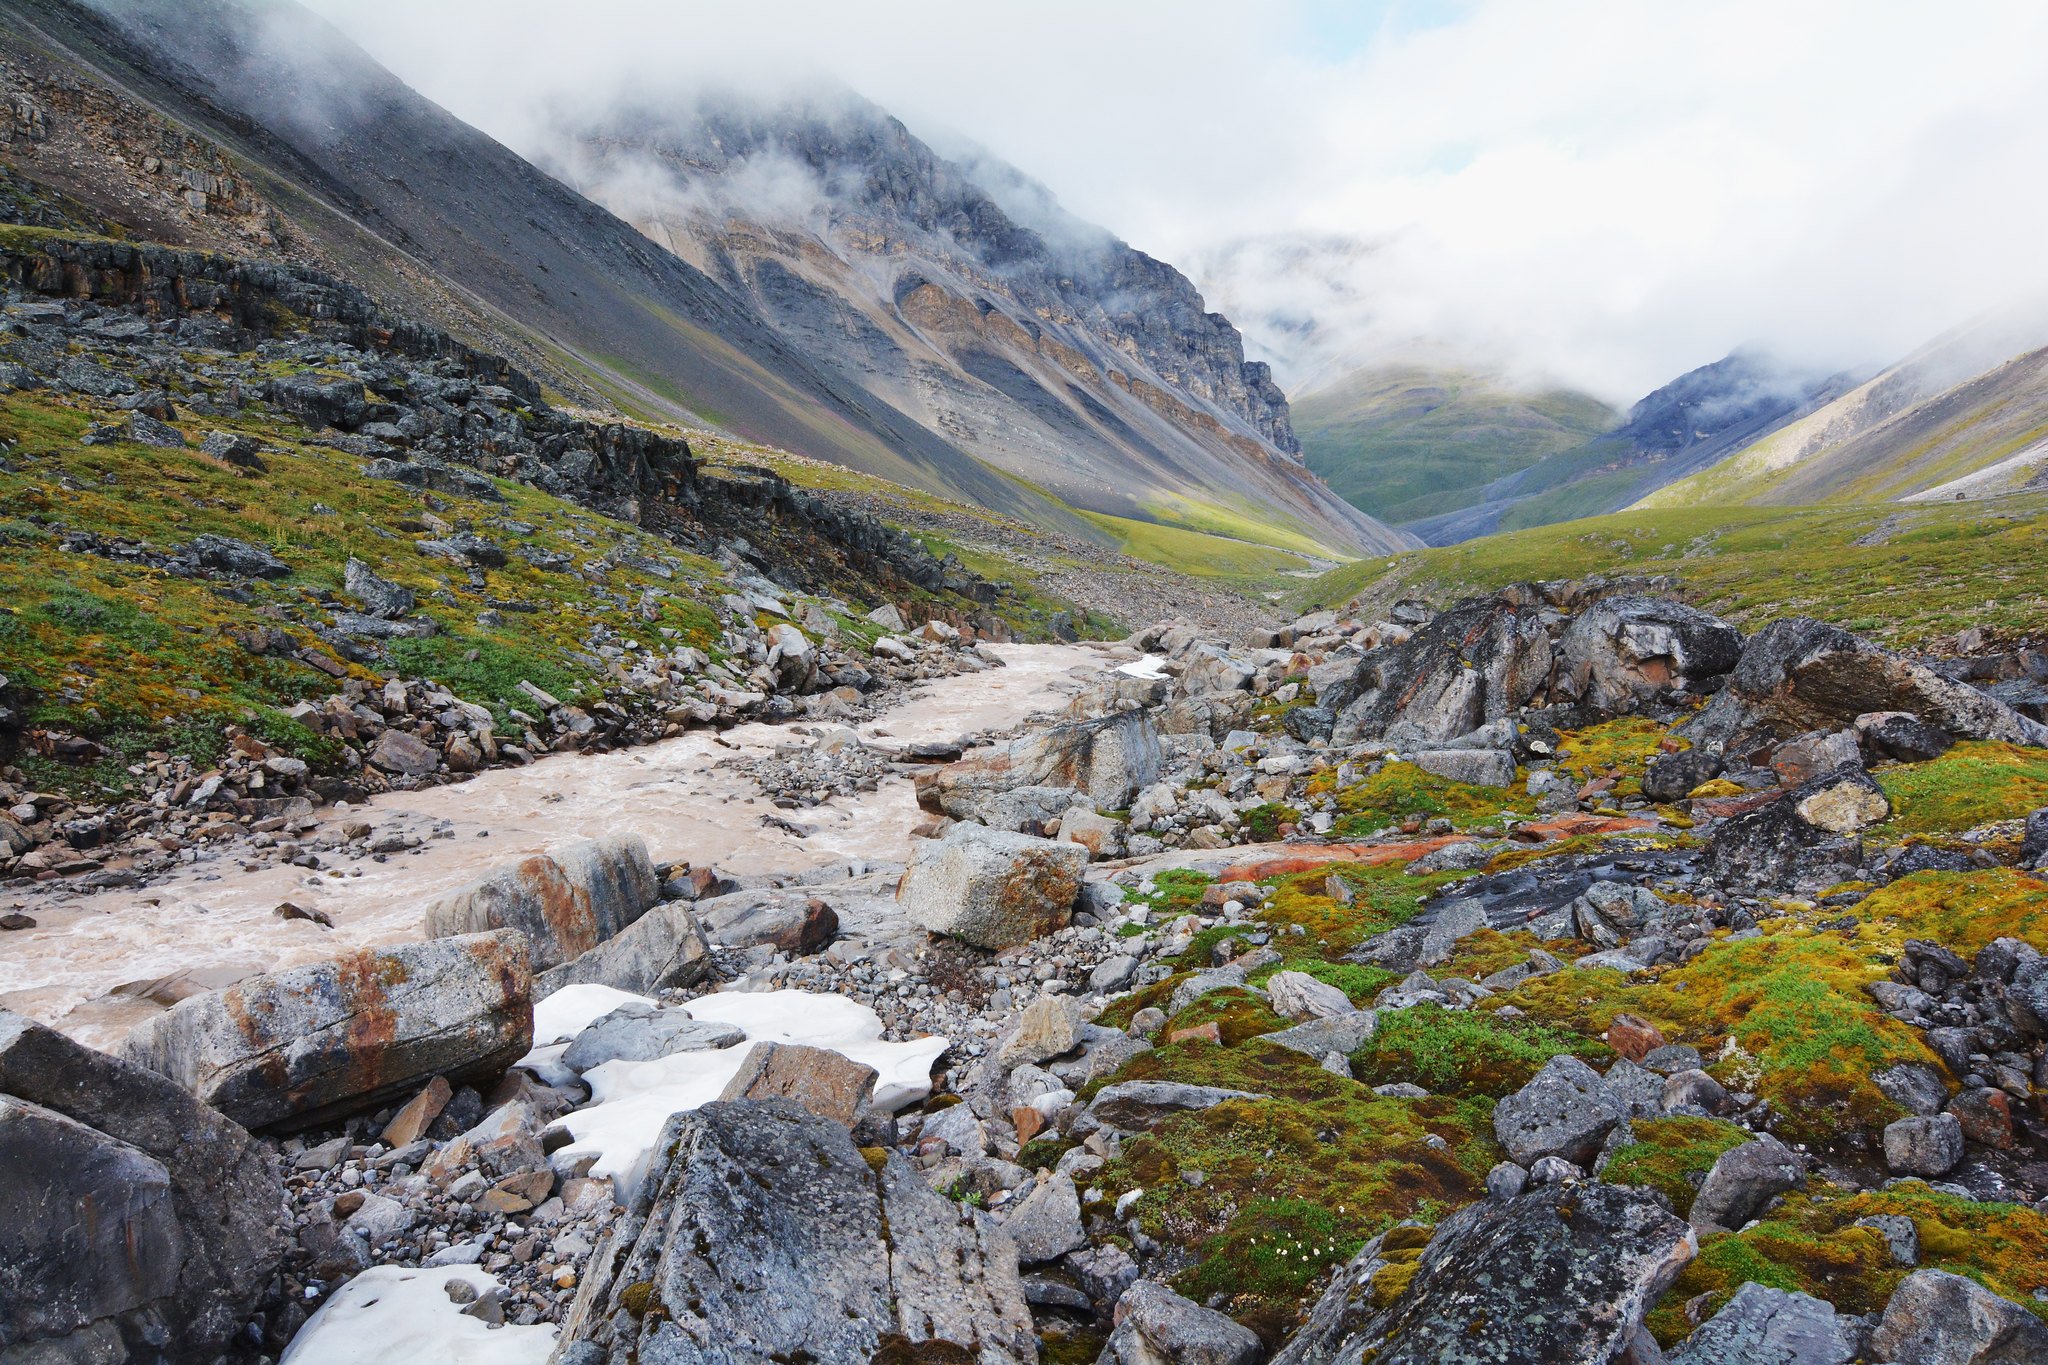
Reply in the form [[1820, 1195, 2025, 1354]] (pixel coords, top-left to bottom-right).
[[538, 90, 1407, 558], [0, 0, 1408, 558], [1637, 310, 2048, 510], [1292, 364, 1618, 525], [1400, 350, 1855, 544]]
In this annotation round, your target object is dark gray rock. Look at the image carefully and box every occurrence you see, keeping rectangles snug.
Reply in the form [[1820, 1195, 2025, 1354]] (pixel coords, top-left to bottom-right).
[[1325, 592, 1556, 745], [184, 533, 290, 579], [1667, 1281, 1860, 1365], [0, 1010, 284, 1363], [343, 556, 417, 619], [200, 429, 267, 470], [1857, 710, 1955, 764], [1274, 1184, 1696, 1365], [1493, 1054, 1627, 1167], [1688, 1134, 1803, 1234], [1874, 1062, 1950, 1117], [1555, 595, 1742, 711], [556, 1099, 1035, 1364], [1884, 1113, 1964, 1177], [1704, 770, 1883, 897]]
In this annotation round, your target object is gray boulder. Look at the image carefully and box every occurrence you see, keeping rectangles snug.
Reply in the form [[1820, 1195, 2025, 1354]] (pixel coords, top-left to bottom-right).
[[1274, 1184, 1695, 1365], [1082, 1081, 1264, 1134], [0, 1010, 283, 1363], [925, 711, 1163, 813], [1554, 595, 1743, 711], [1493, 1054, 1627, 1167], [1262, 1010, 1378, 1059], [1884, 1113, 1965, 1177], [1325, 593, 1555, 745], [425, 835, 659, 973], [555, 1099, 1035, 1364], [1099, 1280, 1263, 1365], [536, 901, 714, 997], [1002, 1172, 1086, 1264], [1704, 770, 1882, 897], [1688, 1134, 1803, 1234], [343, 556, 417, 619], [1869, 1268, 2048, 1364], [898, 824, 1087, 949], [1408, 748, 1516, 788], [561, 1002, 744, 1072], [1266, 970, 1356, 1022], [120, 930, 533, 1130], [1668, 1281, 1860, 1365]]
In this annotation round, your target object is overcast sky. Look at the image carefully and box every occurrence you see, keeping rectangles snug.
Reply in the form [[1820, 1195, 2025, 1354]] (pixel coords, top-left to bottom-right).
[[304, 0, 2048, 402]]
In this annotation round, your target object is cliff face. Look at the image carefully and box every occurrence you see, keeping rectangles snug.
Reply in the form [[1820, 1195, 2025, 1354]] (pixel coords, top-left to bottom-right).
[[546, 92, 1414, 555]]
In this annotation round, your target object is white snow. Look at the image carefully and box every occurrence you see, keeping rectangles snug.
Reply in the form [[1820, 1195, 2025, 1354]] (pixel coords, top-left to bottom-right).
[[1117, 653, 1168, 679], [538, 987, 948, 1198], [280, 1265, 554, 1365]]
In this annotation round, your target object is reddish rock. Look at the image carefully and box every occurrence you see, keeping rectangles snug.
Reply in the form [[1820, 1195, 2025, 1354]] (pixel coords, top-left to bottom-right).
[[380, 1075, 453, 1147], [1947, 1087, 2015, 1150], [1012, 1105, 1048, 1143], [1605, 1014, 1668, 1063], [1167, 1022, 1222, 1046]]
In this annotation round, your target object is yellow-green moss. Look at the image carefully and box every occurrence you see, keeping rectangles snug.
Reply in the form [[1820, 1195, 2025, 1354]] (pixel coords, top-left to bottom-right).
[[1877, 741, 2048, 835], [1599, 1116, 1751, 1215], [1330, 761, 1534, 836]]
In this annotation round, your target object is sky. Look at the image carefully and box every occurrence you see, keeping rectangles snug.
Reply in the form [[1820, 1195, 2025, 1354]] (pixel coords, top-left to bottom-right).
[[303, 0, 2048, 403]]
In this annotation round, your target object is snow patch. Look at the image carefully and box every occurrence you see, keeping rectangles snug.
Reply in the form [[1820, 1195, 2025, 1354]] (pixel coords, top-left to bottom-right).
[[281, 1265, 554, 1365], [1118, 653, 1169, 680]]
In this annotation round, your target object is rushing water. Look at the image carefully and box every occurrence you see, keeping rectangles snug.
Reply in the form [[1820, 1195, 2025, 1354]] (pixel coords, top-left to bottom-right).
[[0, 643, 1110, 1048]]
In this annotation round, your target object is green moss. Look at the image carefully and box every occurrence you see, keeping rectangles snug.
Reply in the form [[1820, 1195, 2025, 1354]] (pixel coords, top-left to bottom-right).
[[1246, 957, 1400, 1007], [1599, 1117, 1751, 1215], [1258, 861, 1468, 955], [1554, 716, 1687, 800], [1877, 741, 2048, 835], [1241, 801, 1302, 841], [1125, 869, 1215, 917], [1331, 762, 1533, 837], [1353, 1004, 1609, 1098]]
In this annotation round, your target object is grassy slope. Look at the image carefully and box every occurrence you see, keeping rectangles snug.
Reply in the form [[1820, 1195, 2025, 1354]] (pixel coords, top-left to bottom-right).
[[1294, 365, 1617, 524], [1290, 495, 2048, 649]]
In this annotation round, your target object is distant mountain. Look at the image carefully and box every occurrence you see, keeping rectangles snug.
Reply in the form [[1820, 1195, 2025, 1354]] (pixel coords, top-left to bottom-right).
[[1402, 350, 1855, 544], [1293, 364, 1617, 525], [1638, 311, 2048, 510], [0, 0, 1409, 557]]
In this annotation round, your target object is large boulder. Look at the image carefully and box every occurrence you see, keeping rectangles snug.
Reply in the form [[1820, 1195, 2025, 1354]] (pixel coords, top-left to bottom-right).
[[899, 824, 1087, 949], [535, 901, 714, 997], [556, 1099, 1035, 1364], [1688, 1134, 1804, 1234], [1554, 595, 1743, 711], [1704, 769, 1882, 897], [1667, 1281, 1861, 1365], [1685, 617, 2048, 752], [120, 930, 533, 1130], [1869, 1268, 2048, 1364], [1324, 592, 1555, 745], [1492, 1054, 1627, 1167], [1099, 1281, 1263, 1365], [425, 835, 659, 973], [0, 1010, 284, 1362], [920, 711, 1163, 813], [1273, 1184, 1695, 1365]]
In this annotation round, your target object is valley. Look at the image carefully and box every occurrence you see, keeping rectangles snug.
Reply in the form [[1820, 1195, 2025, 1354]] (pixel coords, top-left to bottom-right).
[[0, 4, 2046, 1365]]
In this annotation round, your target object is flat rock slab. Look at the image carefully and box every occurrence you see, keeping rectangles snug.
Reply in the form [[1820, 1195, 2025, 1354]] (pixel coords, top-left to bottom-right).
[[120, 929, 533, 1131]]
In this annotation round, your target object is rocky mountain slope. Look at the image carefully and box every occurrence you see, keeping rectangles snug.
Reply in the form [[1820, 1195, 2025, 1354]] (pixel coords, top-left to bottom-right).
[[0, 0, 1407, 561], [539, 89, 1406, 558], [1641, 310, 2048, 510], [1293, 363, 1618, 525]]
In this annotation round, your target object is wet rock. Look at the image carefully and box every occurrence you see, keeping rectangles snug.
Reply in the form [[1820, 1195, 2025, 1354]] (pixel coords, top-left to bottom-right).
[[1667, 1281, 1860, 1365], [1869, 1268, 2048, 1364], [425, 835, 659, 972], [716, 1041, 877, 1126], [119, 930, 533, 1130], [1884, 1113, 1964, 1177], [1688, 1134, 1803, 1234], [561, 1002, 744, 1071], [1100, 1280, 1263, 1365], [1493, 1054, 1627, 1167], [0, 1010, 283, 1362], [558, 1099, 1035, 1364], [1275, 1184, 1695, 1365], [898, 824, 1086, 949]]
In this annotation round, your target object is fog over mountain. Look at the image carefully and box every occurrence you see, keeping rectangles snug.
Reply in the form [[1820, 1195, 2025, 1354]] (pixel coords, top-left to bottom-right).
[[306, 0, 2048, 405]]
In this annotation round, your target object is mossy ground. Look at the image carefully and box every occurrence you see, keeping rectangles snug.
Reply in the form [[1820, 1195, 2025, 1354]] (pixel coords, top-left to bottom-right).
[[1352, 1003, 1609, 1097], [1876, 740, 2048, 835], [1598, 1116, 1751, 1216], [1554, 716, 1687, 800], [1330, 761, 1533, 837], [0, 388, 730, 797]]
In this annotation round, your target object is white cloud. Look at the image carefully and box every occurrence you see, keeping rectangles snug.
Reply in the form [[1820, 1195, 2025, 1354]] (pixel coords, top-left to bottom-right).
[[303, 0, 2048, 402]]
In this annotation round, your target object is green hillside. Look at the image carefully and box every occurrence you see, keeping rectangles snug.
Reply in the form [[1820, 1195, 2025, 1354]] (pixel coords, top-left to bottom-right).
[[1294, 365, 1617, 524]]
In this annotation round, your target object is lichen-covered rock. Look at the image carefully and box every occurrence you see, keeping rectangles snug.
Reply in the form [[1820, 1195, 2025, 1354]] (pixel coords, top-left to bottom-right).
[[1325, 593, 1555, 745], [535, 902, 714, 997], [1704, 771, 1880, 896], [921, 711, 1163, 814], [0, 1010, 283, 1363], [119, 930, 533, 1130], [1554, 595, 1743, 711], [555, 1099, 1035, 1364], [1265, 970, 1357, 1022], [898, 824, 1086, 949], [1099, 1280, 1263, 1365], [1883, 1113, 1964, 1177], [1493, 1054, 1627, 1167], [425, 835, 659, 972], [1274, 1183, 1695, 1365], [716, 1042, 877, 1126], [1667, 1281, 1861, 1365], [1869, 1268, 2048, 1364], [1687, 1133, 1804, 1234]]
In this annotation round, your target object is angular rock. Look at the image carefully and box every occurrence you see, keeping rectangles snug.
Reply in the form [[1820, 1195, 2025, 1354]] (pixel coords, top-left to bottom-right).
[[1493, 1054, 1626, 1167], [1100, 1280, 1263, 1365], [1688, 1134, 1803, 1234], [562, 1003, 744, 1072], [1274, 1184, 1695, 1365], [367, 727, 439, 777], [1705, 770, 1880, 896], [536, 901, 714, 997], [1869, 1268, 2048, 1365], [425, 835, 659, 973], [1791, 766, 1891, 834], [716, 1042, 877, 1126], [1884, 1113, 1964, 1177], [898, 824, 1087, 949], [186, 533, 290, 579], [1002, 1172, 1085, 1264], [1858, 710, 1955, 764], [1408, 748, 1516, 788], [999, 995, 1084, 1070], [1325, 592, 1555, 745], [120, 930, 533, 1130], [1083, 1081, 1263, 1134], [0, 1010, 283, 1362], [1261, 1009, 1378, 1059], [1265, 970, 1356, 1022], [343, 556, 417, 619], [1667, 1280, 1860, 1365], [380, 1075, 453, 1147], [1770, 728, 1864, 787], [1555, 595, 1743, 710], [557, 1100, 1035, 1364]]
